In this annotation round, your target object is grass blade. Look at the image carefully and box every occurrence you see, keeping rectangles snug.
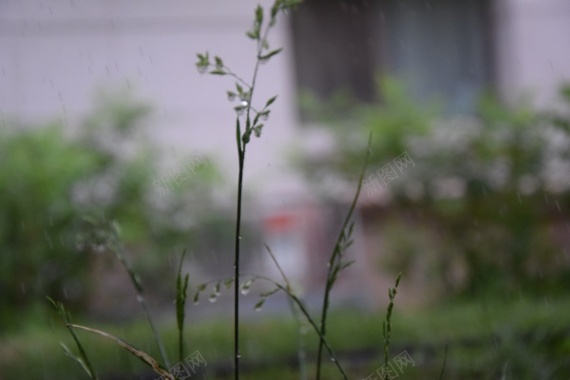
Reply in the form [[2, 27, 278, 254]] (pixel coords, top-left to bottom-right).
[[59, 342, 96, 377], [383, 272, 402, 378], [47, 297, 99, 380], [176, 249, 190, 362], [316, 133, 373, 379], [110, 242, 170, 368], [68, 324, 175, 380]]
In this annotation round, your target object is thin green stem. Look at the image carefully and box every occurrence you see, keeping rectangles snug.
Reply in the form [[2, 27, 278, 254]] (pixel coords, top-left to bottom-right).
[[48, 298, 99, 380], [139, 293, 169, 368], [176, 250, 189, 363], [438, 344, 448, 380], [383, 272, 402, 380], [263, 245, 313, 380], [264, 243, 292, 291], [232, 15, 275, 380], [265, 245, 308, 379], [244, 9, 272, 128], [112, 244, 170, 369], [316, 134, 372, 379], [252, 275, 348, 379], [234, 144, 245, 380], [290, 297, 308, 380], [222, 66, 251, 89]]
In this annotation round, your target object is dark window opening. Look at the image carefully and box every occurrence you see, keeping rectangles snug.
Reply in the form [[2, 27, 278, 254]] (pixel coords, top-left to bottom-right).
[[290, 0, 494, 119], [290, 0, 379, 105]]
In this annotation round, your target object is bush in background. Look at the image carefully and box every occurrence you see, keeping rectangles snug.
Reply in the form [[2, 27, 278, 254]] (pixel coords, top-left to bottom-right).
[[0, 90, 221, 331], [296, 78, 570, 298]]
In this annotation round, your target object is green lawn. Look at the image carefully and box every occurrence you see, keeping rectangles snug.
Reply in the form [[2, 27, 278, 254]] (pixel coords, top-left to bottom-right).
[[1, 296, 569, 379]]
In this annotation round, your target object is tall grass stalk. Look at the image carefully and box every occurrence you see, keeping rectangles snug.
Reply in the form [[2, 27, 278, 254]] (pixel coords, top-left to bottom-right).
[[107, 225, 170, 368], [196, 2, 301, 378], [234, 117, 245, 379], [253, 135, 371, 379], [383, 272, 402, 378], [314, 135, 372, 380]]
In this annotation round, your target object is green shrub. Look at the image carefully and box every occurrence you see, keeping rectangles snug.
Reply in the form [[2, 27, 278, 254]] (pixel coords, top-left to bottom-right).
[[297, 80, 570, 297], [0, 91, 220, 332]]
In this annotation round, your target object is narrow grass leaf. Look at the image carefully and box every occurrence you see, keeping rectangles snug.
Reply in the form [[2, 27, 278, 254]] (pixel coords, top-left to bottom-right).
[[176, 250, 189, 362], [48, 297, 98, 380], [193, 290, 201, 305], [259, 48, 283, 61], [265, 96, 278, 108], [68, 324, 175, 380], [60, 343, 95, 379]]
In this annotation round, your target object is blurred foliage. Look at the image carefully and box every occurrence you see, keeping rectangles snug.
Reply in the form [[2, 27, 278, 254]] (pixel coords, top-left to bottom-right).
[[0, 90, 223, 332], [296, 78, 570, 297], [2, 298, 569, 379]]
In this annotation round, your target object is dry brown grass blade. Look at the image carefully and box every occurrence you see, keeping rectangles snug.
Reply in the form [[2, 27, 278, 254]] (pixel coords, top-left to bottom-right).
[[68, 324, 175, 380]]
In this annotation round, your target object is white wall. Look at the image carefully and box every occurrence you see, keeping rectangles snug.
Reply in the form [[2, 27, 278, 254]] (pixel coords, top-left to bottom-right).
[[2, 0, 570, 200], [0, 0, 305, 200], [495, 0, 570, 108]]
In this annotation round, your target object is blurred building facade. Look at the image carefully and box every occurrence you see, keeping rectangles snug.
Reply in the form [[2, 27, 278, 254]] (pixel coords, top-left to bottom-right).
[[1, 0, 570, 307]]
